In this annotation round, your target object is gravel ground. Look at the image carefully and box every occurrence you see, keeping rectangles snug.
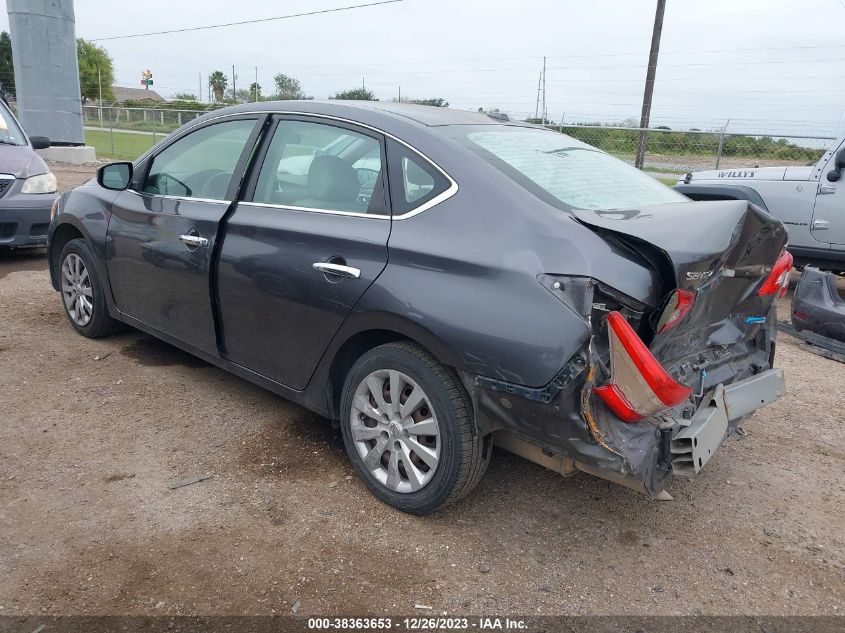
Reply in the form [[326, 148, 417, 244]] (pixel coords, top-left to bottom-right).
[[0, 165, 842, 617]]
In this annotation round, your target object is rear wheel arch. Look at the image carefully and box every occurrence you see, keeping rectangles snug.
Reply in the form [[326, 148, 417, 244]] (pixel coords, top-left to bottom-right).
[[324, 322, 464, 422]]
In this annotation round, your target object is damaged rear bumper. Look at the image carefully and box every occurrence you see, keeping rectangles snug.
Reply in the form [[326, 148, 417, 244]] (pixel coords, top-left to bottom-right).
[[476, 364, 785, 498], [670, 368, 785, 475]]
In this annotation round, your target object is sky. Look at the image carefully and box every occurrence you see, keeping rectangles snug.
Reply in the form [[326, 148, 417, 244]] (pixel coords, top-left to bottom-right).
[[1, 0, 844, 136]]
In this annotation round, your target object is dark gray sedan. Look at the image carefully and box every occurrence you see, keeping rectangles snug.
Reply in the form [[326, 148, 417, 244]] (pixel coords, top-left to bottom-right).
[[48, 101, 789, 514], [0, 98, 57, 248]]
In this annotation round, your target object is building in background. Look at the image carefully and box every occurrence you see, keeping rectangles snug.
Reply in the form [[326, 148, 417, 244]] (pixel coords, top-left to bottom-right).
[[110, 86, 165, 105]]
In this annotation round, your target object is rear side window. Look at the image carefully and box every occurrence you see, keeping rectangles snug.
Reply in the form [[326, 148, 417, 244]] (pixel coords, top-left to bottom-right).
[[251, 119, 386, 215], [463, 127, 686, 210], [386, 139, 452, 216]]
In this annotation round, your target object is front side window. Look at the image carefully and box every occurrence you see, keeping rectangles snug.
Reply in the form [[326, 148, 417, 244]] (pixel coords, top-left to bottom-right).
[[143, 118, 256, 200], [252, 119, 385, 214], [462, 127, 686, 210]]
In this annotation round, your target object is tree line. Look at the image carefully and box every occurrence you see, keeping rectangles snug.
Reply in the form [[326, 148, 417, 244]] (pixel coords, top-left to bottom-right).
[[0, 32, 115, 102]]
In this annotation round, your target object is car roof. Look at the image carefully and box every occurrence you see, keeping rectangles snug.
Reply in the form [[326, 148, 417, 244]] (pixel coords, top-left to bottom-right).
[[207, 100, 531, 128]]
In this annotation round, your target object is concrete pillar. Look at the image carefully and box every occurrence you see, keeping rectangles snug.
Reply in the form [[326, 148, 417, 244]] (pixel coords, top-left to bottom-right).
[[7, 0, 84, 145]]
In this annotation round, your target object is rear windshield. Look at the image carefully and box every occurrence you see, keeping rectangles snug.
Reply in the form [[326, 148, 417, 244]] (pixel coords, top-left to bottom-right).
[[459, 126, 686, 210], [0, 102, 27, 146]]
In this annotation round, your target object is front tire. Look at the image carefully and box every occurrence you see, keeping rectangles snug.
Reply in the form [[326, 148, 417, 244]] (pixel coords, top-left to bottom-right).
[[58, 238, 121, 338], [339, 342, 490, 515]]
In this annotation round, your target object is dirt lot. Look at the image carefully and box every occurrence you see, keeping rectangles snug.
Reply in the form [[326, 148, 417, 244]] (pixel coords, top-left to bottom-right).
[[0, 164, 843, 617]]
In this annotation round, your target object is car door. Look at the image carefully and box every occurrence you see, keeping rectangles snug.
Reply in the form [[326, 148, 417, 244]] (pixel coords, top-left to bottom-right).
[[216, 115, 390, 390], [106, 115, 264, 354], [811, 141, 845, 248]]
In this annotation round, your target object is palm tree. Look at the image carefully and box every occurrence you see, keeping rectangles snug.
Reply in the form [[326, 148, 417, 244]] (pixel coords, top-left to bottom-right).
[[209, 71, 227, 103], [249, 82, 261, 102]]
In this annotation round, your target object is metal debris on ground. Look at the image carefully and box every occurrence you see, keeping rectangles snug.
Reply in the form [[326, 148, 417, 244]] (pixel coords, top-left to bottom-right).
[[778, 321, 845, 364], [166, 474, 211, 490]]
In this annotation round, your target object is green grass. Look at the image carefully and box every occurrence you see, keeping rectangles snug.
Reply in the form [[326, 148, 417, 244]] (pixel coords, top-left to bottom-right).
[[643, 165, 688, 175], [84, 129, 158, 160]]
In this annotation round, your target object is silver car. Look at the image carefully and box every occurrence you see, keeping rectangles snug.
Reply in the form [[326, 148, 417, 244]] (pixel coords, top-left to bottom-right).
[[0, 97, 58, 249]]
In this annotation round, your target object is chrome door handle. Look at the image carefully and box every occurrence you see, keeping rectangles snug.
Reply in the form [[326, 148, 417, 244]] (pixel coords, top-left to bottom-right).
[[312, 262, 361, 279], [819, 185, 836, 195], [179, 234, 209, 247], [812, 219, 831, 230]]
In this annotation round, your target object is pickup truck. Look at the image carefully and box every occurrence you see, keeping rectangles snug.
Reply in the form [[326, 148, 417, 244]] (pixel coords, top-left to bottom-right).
[[675, 135, 845, 272]]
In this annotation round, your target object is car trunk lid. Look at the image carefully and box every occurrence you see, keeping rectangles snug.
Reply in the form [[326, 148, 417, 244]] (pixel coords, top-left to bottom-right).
[[570, 199, 788, 364]]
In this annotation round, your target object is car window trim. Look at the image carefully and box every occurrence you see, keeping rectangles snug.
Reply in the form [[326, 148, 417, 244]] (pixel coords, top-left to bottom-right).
[[125, 189, 233, 205], [133, 114, 265, 203], [145, 109, 458, 220], [240, 114, 390, 219]]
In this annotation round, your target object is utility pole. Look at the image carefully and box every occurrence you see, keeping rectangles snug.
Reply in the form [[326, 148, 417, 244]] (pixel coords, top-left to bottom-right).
[[97, 67, 103, 128], [254, 66, 258, 102], [232, 65, 236, 102], [541, 56, 547, 126], [198, 72, 202, 103], [715, 117, 731, 169], [398, 85, 401, 102], [635, 0, 666, 169]]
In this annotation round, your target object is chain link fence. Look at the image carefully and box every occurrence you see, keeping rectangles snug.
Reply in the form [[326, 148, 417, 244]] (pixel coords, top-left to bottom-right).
[[82, 104, 226, 160], [80, 105, 839, 175], [547, 124, 837, 177]]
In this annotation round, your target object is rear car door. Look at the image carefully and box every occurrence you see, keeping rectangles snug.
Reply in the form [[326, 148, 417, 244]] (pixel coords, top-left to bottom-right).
[[216, 115, 390, 390], [106, 116, 263, 354]]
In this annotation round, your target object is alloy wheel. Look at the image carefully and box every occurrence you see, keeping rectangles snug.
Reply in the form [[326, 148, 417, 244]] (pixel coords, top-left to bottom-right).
[[350, 369, 441, 493], [61, 253, 93, 327]]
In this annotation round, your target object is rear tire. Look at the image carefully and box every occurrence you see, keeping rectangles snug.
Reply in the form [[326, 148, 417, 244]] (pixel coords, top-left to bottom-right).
[[58, 238, 121, 338], [339, 342, 490, 515]]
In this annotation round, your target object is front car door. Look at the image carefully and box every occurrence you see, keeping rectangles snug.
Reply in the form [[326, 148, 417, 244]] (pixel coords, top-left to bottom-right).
[[811, 139, 845, 248], [106, 116, 264, 354], [216, 115, 390, 390]]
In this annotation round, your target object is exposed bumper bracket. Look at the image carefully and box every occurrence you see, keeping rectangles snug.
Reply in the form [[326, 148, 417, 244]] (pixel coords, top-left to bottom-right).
[[670, 368, 785, 476]]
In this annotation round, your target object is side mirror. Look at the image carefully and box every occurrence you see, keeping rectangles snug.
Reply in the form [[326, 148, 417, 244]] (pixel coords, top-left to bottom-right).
[[30, 136, 51, 150], [836, 147, 845, 170], [827, 147, 845, 182], [97, 162, 133, 191]]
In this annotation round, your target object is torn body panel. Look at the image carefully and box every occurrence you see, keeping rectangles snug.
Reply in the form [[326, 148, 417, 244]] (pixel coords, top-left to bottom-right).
[[472, 200, 788, 498], [792, 266, 845, 343]]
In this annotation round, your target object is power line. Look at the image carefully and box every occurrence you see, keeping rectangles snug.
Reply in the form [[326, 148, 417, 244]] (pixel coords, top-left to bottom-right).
[[89, 0, 407, 41]]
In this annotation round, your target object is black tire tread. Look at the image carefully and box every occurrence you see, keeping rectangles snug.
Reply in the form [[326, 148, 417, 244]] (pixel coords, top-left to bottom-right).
[[341, 341, 490, 514], [59, 239, 122, 339], [389, 342, 491, 510]]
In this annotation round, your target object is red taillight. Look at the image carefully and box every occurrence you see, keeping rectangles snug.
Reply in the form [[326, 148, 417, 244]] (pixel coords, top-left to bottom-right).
[[592, 383, 643, 423], [594, 311, 693, 423], [656, 289, 695, 334], [758, 250, 793, 297]]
